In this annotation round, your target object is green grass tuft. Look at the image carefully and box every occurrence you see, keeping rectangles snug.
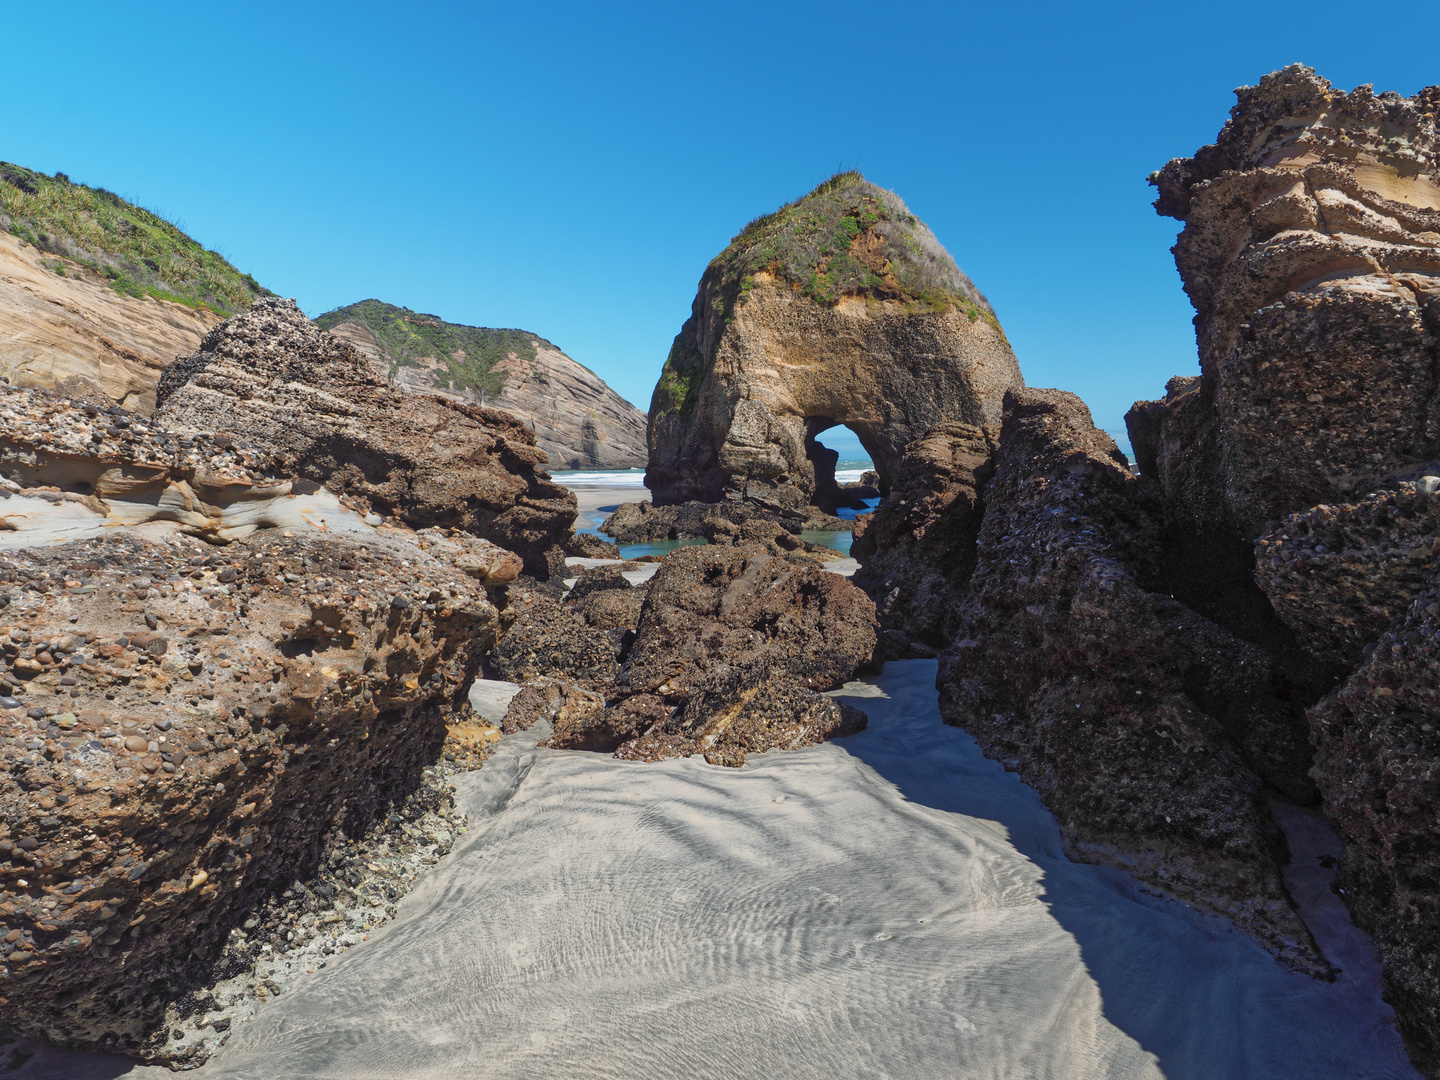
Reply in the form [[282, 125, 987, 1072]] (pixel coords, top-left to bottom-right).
[[708, 170, 997, 322], [0, 161, 272, 316]]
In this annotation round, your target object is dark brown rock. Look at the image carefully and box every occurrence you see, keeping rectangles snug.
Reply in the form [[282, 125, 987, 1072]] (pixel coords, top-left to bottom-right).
[[487, 588, 619, 689], [615, 660, 866, 766], [1307, 586, 1440, 1074], [851, 421, 995, 648], [1256, 482, 1440, 669], [154, 298, 576, 573], [1134, 65, 1440, 540], [936, 387, 1327, 973], [616, 544, 877, 704], [0, 528, 495, 1058]]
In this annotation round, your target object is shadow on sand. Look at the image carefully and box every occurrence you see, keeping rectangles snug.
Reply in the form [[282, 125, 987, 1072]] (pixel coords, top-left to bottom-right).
[[834, 660, 1420, 1080]]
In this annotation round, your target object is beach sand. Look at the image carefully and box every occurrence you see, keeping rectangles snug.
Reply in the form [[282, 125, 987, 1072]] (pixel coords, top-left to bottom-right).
[[22, 661, 1419, 1080]]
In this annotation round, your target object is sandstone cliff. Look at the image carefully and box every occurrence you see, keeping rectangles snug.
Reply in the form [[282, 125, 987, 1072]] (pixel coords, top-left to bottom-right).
[[645, 172, 1022, 511], [154, 299, 577, 574], [0, 162, 270, 411], [316, 300, 648, 470], [0, 229, 223, 411]]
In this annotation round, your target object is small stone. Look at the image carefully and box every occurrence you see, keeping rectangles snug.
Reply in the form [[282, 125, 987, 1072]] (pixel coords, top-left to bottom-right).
[[390, 596, 410, 610], [144, 613, 158, 630], [0, 696, 19, 710], [123, 736, 148, 752]]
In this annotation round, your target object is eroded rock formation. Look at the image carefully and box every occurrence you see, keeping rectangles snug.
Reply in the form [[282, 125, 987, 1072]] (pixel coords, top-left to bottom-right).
[[933, 388, 1328, 972], [1120, 67, 1440, 1071], [154, 298, 577, 573], [497, 543, 878, 766], [0, 528, 496, 1058], [645, 172, 1022, 511], [850, 421, 995, 652], [1133, 65, 1440, 540]]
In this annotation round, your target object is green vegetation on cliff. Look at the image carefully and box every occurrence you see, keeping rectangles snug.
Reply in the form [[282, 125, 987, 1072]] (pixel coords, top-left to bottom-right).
[[714, 170, 994, 317], [0, 162, 271, 316], [313, 299, 561, 398]]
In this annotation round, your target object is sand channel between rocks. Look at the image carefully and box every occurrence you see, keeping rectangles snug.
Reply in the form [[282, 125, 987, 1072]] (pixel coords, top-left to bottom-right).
[[21, 661, 1421, 1080]]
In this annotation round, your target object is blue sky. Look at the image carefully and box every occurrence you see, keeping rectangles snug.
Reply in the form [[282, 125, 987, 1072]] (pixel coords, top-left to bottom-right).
[[4, 1, 1437, 457]]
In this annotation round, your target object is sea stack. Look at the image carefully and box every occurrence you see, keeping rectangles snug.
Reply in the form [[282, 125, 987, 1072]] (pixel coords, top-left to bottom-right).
[[645, 172, 1022, 511]]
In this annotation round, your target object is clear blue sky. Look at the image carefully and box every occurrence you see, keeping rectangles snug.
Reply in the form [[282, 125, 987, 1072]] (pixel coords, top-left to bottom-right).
[[4, 1, 1437, 451]]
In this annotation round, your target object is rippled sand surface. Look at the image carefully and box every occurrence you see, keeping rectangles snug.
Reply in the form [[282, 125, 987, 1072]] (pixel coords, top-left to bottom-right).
[[29, 661, 1420, 1080]]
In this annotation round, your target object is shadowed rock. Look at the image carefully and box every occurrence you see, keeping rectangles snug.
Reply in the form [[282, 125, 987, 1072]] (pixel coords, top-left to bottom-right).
[[1133, 65, 1440, 540]]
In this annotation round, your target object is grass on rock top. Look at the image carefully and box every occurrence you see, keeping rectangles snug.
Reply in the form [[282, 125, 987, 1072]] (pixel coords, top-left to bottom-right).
[[713, 170, 995, 316], [652, 171, 1002, 421], [0, 162, 271, 317], [314, 299, 574, 399]]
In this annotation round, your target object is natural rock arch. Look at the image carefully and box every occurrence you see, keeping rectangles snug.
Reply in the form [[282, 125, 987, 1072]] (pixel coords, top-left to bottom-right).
[[645, 173, 1023, 510]]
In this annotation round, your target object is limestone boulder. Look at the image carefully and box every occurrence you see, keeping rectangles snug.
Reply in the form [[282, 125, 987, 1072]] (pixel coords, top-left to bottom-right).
[[645, 173, 1021, 510]]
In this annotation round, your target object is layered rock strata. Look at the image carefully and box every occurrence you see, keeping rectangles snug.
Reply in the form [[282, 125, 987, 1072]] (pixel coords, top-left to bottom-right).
[[0, 528, 496, 1058], [646, 172, 1022, 510], [155, 299, 576, 574], [1134, 65, 1440, 540], [1122, 67, 1440, 1071], [0, 231, 224, 412]]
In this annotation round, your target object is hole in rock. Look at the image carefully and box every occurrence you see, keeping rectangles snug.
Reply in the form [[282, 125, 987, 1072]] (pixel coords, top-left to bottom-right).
[[804, 419, 885, 512]]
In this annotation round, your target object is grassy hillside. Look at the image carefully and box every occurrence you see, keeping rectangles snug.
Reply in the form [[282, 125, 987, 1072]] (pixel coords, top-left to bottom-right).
[[0, 162, 271, 317], [314, 299, 565, 398]]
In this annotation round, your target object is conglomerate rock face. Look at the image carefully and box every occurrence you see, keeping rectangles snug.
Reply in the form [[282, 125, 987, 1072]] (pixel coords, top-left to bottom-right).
[[645, 173, 1022, 511], [1306, 582, 1440, 1071], [155, 298, 577, 574], [0, 528, 496, 1058], [850, 421, 995, 652], [1121, 66, 1440, 1072], [1133, 64, 1440, 540], [934, 388, 1327, 974], [1255, 482, 1440, 1070], [499, 543, 878, 766]]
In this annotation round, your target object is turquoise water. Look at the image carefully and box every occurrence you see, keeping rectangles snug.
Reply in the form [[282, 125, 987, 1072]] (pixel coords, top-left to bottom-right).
[[617, 537, 707, 560], [799, 529, 853, 556]]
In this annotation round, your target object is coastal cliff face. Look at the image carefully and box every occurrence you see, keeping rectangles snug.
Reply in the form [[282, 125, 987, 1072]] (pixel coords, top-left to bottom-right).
[[317, 300, 648, 470], [154, 299, 577, 574], [1133, 65, 1440, 539], [0, 229, 222, 411], [645, 172, 1022, 510], [0, 162, 270, 413]]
